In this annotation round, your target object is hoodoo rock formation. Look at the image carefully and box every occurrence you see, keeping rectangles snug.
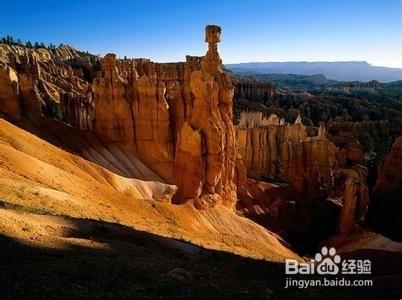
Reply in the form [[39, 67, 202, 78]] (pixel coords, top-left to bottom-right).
[[0, 64, 20, 119], [2, 24, 402, 297], [332, 165, 369, 234], [236, 111, 369, 244], [233, 78, 275, 105], [174, 25, 236, 208], [0, 26, 237, 209], [237, 112, 338, 196], [0, 44, 95, 128]]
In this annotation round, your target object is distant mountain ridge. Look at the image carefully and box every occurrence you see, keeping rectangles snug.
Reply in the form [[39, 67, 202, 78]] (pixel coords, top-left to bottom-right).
[[225, 61, 402, 83]]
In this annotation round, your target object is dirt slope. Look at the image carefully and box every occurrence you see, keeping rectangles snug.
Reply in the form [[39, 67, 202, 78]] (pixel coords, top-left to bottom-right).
[[16, 117, 164, 181], [0, 117, 300, 262]]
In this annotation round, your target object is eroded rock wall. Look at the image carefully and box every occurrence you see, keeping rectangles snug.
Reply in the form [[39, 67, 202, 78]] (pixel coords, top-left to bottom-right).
[[0, 26, 237, 209], [375, 137, 402, 190], [0, 44, 95, 128], [233, 79, 275, 105], [237, 112, 338, 196], [236, 111, 369, 241]]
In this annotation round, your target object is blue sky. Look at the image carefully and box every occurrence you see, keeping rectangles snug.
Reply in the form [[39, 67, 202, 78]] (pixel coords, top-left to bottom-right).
[[1, 0, 401, 67]]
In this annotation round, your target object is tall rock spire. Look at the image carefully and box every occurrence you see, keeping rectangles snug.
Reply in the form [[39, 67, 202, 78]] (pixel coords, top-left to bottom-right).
[[174, 25, 237, 209]]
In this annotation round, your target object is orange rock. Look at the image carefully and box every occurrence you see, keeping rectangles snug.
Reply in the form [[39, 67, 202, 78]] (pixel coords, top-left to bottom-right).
[[0, 64, 21, 119], [0, 27, 239, 210], [331, 166, 369, 234], [174, 122, 204, 201], [93, 53, 135, 145], [132, 72, 174, 181], [236, 112, 370, 236], [0, 44, 94, 129], [375, 136, 402, 190], [237, 113, 337, 196], [174, 25, 237, 209]]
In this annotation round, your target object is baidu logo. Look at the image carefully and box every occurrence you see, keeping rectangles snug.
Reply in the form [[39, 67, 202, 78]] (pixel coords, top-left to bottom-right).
[[285, 246, 371, 276], [314, 246, 341, 275], [284, 246, 373, 289]]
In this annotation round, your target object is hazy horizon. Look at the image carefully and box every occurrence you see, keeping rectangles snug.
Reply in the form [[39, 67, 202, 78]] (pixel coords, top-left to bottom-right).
[[1, 0, 401, 67]]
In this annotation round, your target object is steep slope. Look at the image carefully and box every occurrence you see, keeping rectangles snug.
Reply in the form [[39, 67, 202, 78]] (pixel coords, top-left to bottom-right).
[[0, 117, 300, 262], [16, 117, 164, 181]]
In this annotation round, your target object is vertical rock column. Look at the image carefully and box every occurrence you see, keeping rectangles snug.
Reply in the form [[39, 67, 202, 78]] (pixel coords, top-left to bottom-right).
[[0, 64, 21, 120], [174, 25, 237, 209], [93, 54, 135, 147]]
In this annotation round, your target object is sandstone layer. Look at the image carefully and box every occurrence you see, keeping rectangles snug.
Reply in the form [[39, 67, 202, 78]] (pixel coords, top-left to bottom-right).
[[0, 26, 237, 208], [236, 111, 369, 242], [174, 25, 236, 208]]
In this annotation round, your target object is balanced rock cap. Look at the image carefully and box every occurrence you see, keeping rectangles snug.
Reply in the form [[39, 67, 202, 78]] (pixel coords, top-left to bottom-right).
[[205, 25, 221, 44]]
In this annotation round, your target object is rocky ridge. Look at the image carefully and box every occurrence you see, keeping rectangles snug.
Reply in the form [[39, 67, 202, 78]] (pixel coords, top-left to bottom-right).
[[0, 26, 237, 209]]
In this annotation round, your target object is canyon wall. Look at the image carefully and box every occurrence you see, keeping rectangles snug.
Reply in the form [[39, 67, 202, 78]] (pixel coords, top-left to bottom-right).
[[237, 112, 338, 196], [91, 54, 196, 181], [0, 25, 237, 209], [232, 79, 275, 105], [236, 111, 369, 237], [0, 44, 94, 127]]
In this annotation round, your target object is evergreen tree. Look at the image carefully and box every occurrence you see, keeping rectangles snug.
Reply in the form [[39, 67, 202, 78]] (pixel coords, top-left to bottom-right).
[[26, 41, 33, 48]]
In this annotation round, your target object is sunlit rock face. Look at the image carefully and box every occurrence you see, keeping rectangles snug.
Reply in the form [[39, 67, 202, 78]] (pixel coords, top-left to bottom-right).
[[237, 112, 339, 196], [236, 111, 369, 245], [0, 44, 95, 128], [0, 64, 21, 119], [92, 25, 237, 208], [174, 25, 237, 209], [0, 25, 237, 209]]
